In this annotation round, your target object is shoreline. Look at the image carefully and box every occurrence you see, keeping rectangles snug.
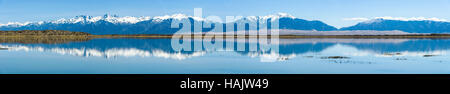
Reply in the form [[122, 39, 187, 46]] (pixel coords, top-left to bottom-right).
[[2, 30, 450, 39], [2, 34, 450, 39], [89, 34, 450, 39], [1, 34, 450, 44]]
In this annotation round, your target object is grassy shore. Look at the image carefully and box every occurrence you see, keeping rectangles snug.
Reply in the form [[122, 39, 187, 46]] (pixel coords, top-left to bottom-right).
[[0, 30, 91, 44]]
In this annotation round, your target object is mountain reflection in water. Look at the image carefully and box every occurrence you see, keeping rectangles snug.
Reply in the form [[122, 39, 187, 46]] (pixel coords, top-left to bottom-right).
[[1, 38, 449, 74], [1, 38, 448, 59]]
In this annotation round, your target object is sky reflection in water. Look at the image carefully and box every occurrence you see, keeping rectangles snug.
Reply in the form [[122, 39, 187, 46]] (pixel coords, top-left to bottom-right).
[[0, 38, 449, 74]]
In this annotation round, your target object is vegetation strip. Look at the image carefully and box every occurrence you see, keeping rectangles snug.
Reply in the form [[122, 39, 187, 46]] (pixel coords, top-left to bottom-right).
[[2, 30, 450, 39]]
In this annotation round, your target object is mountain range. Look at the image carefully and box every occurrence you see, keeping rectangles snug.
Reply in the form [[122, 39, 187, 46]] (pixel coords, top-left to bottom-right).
[[0, 13, 449, 35], [341, 19, 450, 33]]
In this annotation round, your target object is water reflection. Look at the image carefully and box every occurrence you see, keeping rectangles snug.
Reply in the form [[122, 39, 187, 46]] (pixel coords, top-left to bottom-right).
[[1, 38, 450, 74], [0, 38, 448, 60]]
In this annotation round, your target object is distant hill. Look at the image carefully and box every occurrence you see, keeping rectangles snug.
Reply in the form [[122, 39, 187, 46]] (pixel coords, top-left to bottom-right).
[[340, 19, 450, 33], [278, 18, 337, 31]]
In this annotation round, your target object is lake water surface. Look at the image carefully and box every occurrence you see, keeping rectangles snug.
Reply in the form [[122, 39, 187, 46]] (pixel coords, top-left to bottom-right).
[[0, 38, 449, 74]]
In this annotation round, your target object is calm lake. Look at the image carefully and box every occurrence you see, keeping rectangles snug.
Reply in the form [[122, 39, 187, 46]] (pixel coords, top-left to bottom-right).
[[0, 38, 449, 74]]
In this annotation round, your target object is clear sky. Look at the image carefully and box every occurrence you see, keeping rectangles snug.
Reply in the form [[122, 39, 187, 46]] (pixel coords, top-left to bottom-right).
[[0, 0, 449, 28]]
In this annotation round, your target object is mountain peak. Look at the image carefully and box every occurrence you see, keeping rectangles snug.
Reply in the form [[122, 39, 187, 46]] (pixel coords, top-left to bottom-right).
[[103, 14, 119, 18], [361, 17, 448, 23], [51, 14, 152, 24], [261, 12, 296, 20], [152, 14, 206, 22], [360, 18, 385, 24], [360, 17, 448, 25], [242, 12, 297, 22], [75, 15, 89, 18], [275, 12, 295, 18], [153, 14, 189, 21], [0, 22, 32, 27]]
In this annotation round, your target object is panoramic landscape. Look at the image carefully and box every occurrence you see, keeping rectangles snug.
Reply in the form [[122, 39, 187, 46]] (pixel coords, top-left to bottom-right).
[[1, 13, 450, 74], [1, 0, 450, 74]]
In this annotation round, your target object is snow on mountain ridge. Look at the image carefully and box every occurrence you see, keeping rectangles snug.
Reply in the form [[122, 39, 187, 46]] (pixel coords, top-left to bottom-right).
[[0, 13, 298, 27], [153, 14, 191, 22], [51, 14, 152, 24], [360, 16, 448, 24], [262, 12, 296, 20], [244, 12, 296, 22], [0, 22, 33, 27], [375, 16, 447, 22]]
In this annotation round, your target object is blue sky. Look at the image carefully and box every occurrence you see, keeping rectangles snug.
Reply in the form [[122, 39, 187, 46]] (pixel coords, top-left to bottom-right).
[[0, 0, 449, 28]]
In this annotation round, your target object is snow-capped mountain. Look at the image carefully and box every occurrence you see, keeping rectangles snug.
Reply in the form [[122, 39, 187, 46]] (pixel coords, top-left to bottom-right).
[[237, 13, 337, 31], [2, 13, 450, 34], [341, 18, 450, 33], [51, 14, 152, 24], [0, 13, 337, 35]]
